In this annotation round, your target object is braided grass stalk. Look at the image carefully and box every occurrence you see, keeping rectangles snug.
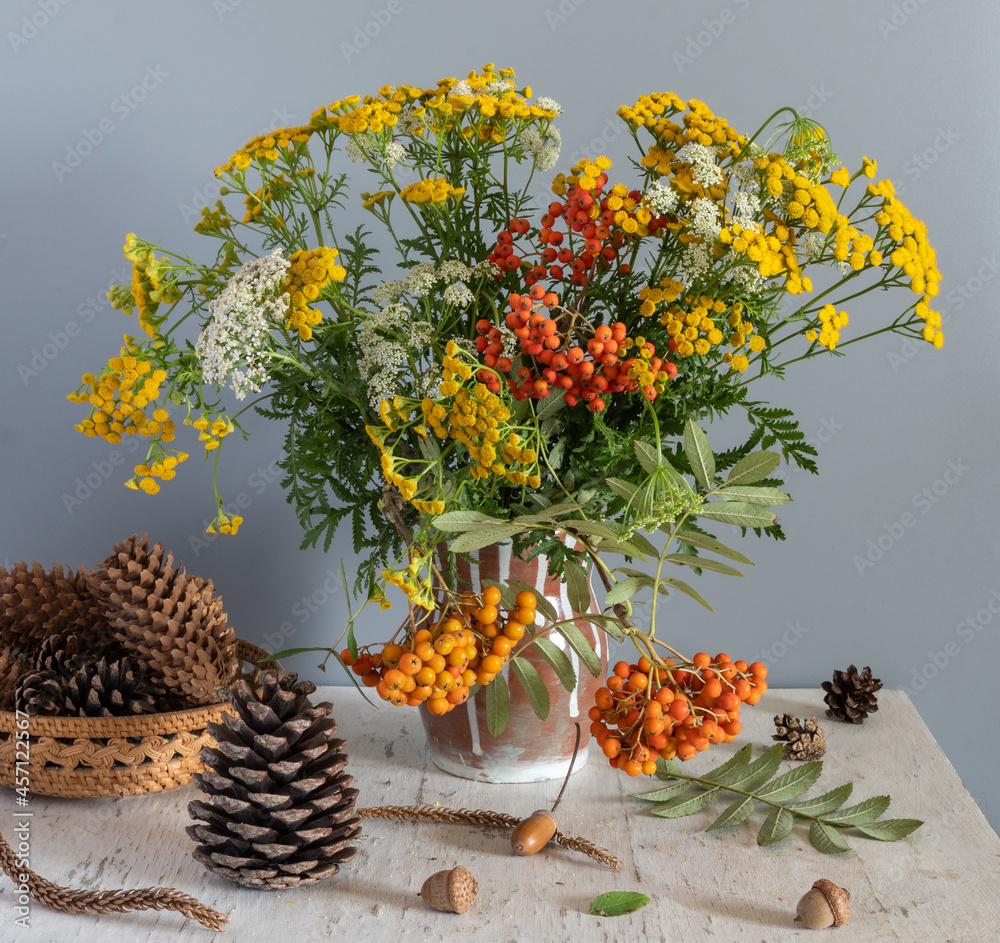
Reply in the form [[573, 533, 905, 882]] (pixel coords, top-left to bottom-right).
[[0, 827, 227, 931], [358, 804, 622, 872]]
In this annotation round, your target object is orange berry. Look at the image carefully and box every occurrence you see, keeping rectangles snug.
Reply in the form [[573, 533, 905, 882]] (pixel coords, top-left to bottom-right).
[[398, 653, 422, 675], [481, 654, 503, 674], [641, 760, 658, 776], [734, 678, 751, 700], [613, 661, 630, 679], [362, 671, 381, 688], [719, 692, 741, 712], [744, 689, 762, 706], [483, 585, 502, 607], [503, 620, 526, 641], [414, 628, 433, 644], [416, 666, 437, 686], [476, 604, 498, 625], [434, 635, 455, 655], [448, 649, 468, 669], [339, 647, 355, 665], [644, 701, 663, 719], [516, 607, 536, 625], [627, 672, 648, 692], [692, 652, 711, 670], [723, 719, 742, 737], [749, 662, 767, 679], [669, 698, 690, 721], [447, 686, 470, 705], [703, 678, 723, 700], [476, 669, 496, 686], [515, 590, 537, 608], [676, 742, 697, 761], [602, 738, 622, 759], [415, 641, 435, 662], [655, 687, 675, 707], [380, 643, 404, 668], [637, 656, 651, 674], [491, 636, 513, 657], [426, 696, 451, 715], [428, 653, 447, 674], [595, 687, 613, 711]]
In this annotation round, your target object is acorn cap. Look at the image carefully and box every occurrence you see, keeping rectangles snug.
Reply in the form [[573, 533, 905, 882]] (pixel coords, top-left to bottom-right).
[[420, 865, 478, 914]]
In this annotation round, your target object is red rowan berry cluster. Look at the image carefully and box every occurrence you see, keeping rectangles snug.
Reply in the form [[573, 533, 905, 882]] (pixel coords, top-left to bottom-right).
[[590, 653, 768, 776], [473, 286, 678, 412], [486, 162, 670, 290], [341, 587, 538, 715]]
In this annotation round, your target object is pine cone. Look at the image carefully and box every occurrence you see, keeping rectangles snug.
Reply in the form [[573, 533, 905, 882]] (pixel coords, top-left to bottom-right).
[[772, 713, 827, 760], [1, 561, 105, 656], [61, 656, 161, 717], [92, 534, 183, 615], [0, 649, 28, 712], [112, 577, 238, 708], [187, 672, 362, 890], [14, 669, 64, 716], [822, 664, 882, 724], [97, 535, 238, 707], [15, 655, 161, 717]]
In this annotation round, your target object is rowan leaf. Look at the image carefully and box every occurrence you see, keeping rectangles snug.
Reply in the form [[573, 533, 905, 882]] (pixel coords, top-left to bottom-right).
[[485, 673, 509, 737]]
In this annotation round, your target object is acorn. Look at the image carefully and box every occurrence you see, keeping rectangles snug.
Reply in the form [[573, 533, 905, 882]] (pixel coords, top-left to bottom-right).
[[419, 865, 478, 914], [794, 879, 851, 928], [510, 809, 559, 856]]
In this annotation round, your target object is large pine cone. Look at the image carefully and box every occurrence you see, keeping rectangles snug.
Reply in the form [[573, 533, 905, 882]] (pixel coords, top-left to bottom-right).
[[822, 664, 882, 724], [98, 535, 238, 707], [1, 561, 105, 656], [112, 576, 237, 708], [187, 672, 361, 890]]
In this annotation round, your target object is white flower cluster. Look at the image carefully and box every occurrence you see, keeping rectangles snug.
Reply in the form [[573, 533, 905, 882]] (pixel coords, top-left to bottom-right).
[[689, 197, 721, 242], [732, 189, 761, 225], [443, 282, 474, 308], [680, 243, 713, 282], [518, 125, 562, 171], [642, 180, 679, 216], [682, 143, 724, 188], [371, 259, 493, 307], [533, 96, 562, 115], [800, 231, 826, 261], [196, 249, 290, 401], [395, 108, 425, 136], [345, 136, 405, 170], [358, 303, 436, 407]]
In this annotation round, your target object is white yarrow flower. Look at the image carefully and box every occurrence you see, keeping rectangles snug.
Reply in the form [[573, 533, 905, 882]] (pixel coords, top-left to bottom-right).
[[690, 197, 721, 241], [682, 143, 724, 188], [196, 249, 290, 400], [534, 96, 562, 114], [642, 180, 679, 216]]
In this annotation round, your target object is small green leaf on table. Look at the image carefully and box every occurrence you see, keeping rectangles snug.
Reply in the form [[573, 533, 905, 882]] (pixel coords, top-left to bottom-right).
[[588, 891, 650, 916]]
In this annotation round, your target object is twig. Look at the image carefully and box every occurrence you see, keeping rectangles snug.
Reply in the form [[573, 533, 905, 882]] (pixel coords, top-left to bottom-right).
[[0, 828, 228, 931], [358, 804, 622, 871]]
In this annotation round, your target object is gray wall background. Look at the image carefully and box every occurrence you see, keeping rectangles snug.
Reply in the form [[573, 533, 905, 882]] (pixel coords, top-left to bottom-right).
[[2, 1, 997, 830]]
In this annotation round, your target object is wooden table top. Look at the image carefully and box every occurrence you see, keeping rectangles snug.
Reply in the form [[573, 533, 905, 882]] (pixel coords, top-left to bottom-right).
[[3, 688, 999, 941]]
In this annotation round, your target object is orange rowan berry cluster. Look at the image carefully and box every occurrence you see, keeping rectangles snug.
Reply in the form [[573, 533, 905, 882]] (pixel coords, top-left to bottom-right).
[[590, 653, 768, 776], [473, 286, 678, 412], [341, 588, 538, 714]]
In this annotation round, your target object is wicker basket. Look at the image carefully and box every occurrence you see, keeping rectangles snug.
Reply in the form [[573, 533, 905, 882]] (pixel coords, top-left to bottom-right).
[[0, 639, 278, 799]]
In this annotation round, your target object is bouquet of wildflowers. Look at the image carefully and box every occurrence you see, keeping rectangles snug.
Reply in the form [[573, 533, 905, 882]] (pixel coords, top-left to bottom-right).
[[70, 65, 942, 773]]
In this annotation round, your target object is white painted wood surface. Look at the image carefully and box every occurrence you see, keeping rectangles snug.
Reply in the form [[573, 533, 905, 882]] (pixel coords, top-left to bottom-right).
[[2, 688, 999, 941]]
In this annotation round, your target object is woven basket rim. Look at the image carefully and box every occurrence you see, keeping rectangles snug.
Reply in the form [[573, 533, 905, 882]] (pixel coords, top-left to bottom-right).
[[0, 636, 276, 737]]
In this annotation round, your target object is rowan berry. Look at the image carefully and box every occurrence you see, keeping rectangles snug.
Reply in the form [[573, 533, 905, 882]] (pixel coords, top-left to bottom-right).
[[426, 696, 450, 715], [692, 652, 711, 670], [483, 585, 502, 607], [516, 607, 536, 625], [481, 654, 503, 674], [613, 661, 631, 679], [427, 653, 447, 674], [416, 666, 437, 686], [398, 653, 422, 676], [503, 620, 526, 641], [749, 662, 767, 679], [340, 648, 355, 666], [476, 604, 498, 626]]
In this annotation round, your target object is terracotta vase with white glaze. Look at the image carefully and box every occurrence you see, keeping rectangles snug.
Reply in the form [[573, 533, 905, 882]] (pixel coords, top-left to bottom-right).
[[419, 538, 608, 783]]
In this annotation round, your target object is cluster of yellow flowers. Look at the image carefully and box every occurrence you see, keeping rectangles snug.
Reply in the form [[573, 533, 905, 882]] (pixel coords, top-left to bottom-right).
[[126, 453, 188, 496], [399, 177, 466, 205], [283, 246, 345, 340], [312, 65, 558, 147], [68, 348, 188, 495], [806, 304, 850, 350], [184, 415, 233, 452], [69, 349, 172, 443], [217, 125, 314, 175], [109, 234, 180, 337], [618, 93, 742, 150]]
